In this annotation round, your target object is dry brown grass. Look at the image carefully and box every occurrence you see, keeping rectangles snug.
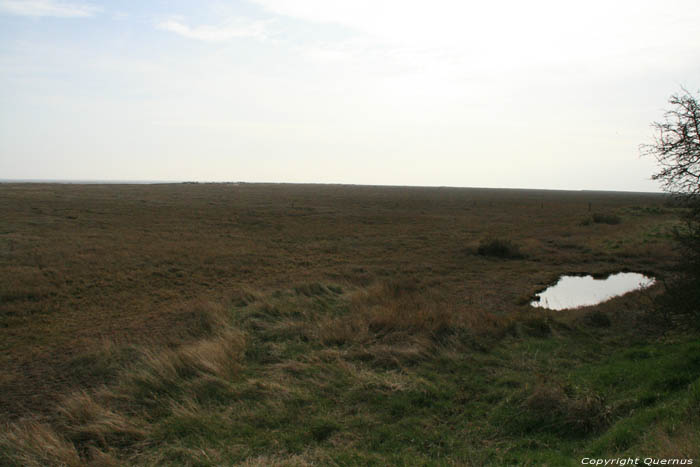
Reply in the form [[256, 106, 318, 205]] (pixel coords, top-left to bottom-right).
[[317, 283, 445, 341], [0, 421, 82, 467], [0, 297, 250, 466], [180, 329, 246, 379], [316, 280, 510, 357], [121, 304, 246, 402], [56, 391, 146, 442]]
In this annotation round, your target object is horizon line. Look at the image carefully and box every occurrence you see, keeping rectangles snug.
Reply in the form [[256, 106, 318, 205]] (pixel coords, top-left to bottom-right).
[[0, 178, 664, 194]]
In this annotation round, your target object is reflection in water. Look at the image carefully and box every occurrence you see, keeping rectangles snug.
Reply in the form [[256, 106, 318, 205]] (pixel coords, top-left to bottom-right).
[[531, 272, 656, 311]]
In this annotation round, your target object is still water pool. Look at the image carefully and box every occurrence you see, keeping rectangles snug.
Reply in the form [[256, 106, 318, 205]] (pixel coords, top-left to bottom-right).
[[531, 272, 656, 311]]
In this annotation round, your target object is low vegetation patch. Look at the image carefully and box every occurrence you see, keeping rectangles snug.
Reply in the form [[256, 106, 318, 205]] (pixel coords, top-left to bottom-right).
[[477, 238, 525, 259]]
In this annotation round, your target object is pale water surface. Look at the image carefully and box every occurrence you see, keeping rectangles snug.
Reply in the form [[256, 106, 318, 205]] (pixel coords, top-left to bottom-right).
[[531, 272, 656, 311]]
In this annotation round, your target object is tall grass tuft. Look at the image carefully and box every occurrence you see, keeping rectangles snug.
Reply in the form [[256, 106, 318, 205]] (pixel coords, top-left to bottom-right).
[[55, 391, 148, 450], [0, 421, 82, 467], [316, 281, 452, 345]]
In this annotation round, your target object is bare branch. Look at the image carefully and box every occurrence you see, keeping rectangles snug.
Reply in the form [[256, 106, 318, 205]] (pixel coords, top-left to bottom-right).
[[642, 88, 700, 201]]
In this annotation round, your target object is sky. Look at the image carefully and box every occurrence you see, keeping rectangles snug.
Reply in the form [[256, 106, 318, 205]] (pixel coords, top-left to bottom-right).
[[1, 0, 699, 191]]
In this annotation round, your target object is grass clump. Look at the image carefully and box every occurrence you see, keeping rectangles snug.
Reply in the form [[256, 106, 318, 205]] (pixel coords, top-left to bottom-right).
[[514, 384, 612, 437], [477, 238, 525, 259]]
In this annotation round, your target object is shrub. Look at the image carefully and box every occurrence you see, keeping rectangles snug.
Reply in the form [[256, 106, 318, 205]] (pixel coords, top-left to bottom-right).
[[477, 238, 524, 259], [642, 89, 700, 327], [655, 273, 700, 328], [591, 213, 621, 225], [650, 210, 700, 328]]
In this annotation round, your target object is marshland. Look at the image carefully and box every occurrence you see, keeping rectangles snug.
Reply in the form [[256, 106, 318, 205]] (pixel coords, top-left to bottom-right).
[[1, 182, 698, 465]]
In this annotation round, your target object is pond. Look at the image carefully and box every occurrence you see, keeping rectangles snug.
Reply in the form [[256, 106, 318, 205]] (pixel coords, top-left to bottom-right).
[[530, 272, 656, 311]]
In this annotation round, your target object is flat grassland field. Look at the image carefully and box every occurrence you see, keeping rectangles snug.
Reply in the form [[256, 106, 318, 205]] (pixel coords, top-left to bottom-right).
[[1, 183, 697, 465]]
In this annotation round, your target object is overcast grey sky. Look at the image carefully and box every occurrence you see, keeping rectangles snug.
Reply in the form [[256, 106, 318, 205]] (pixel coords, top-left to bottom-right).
[[1, 0, 699, 190]]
